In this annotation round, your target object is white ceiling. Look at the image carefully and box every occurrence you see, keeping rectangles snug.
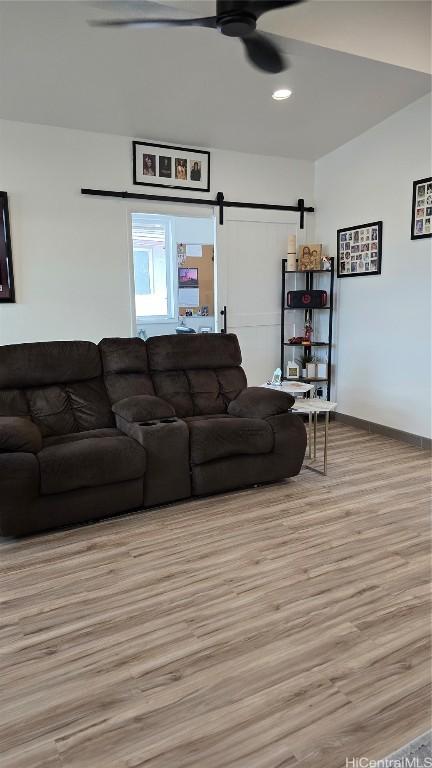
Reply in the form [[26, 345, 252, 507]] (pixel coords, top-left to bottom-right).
[[168, 0, 432, 73], [262, 0, 432, 74], [0, 1, 430, 160]]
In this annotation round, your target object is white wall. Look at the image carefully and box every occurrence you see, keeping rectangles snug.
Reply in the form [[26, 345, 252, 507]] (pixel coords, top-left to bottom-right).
[[0, 118, 314, 348], [315, 94, 432, 438]]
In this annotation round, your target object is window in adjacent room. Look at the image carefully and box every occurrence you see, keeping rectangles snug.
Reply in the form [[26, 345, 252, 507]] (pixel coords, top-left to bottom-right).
[[131, 213, 173, 319], [130, 211, 216, 334]]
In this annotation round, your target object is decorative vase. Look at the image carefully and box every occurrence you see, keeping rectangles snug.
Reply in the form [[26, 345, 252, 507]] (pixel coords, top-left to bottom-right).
[[306, 362, 316, 378]]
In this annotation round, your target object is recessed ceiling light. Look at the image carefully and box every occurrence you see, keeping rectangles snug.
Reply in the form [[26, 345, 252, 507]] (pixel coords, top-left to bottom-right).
[[272, 89, 292, 101]]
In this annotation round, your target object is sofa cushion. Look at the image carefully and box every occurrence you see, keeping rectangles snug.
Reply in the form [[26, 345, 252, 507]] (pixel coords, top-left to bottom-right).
[[26, 385, 76, 437], [0, 417, 43, 454], [0, 389, 30, 418], [66, 379, 115, 431], [151, 367, 247, 418], [43, 428, 120, 447], [0, 340, 115, 437], [99, 337, 149, 374], [188, 415, 274, 465], [39, 434, 146, 494], [99, 338, 155, 404], [151, 370, 193, 418], [24, 378, 114, 438], [147, 333, 242, 371], [0, 341, 101, 389]]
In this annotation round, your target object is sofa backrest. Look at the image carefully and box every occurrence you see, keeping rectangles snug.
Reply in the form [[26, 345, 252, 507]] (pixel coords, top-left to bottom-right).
[[146, 333, 247, 417], [99, 337, 155, 403], [0, 340, 114, 437]]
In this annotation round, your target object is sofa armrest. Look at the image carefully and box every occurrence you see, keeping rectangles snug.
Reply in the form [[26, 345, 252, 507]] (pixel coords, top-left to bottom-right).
[[112, 394, 175, 423], [228, 387, 294, 420], [0, 417, 42, 454], [265, 412, 307, 475]]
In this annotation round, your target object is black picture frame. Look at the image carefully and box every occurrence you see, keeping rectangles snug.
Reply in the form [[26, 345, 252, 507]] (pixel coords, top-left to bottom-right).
[[0, 191, 15, 303], [133, 141, 211, 192], [410, 177, 432, 240], [337, 221, 382, 278]]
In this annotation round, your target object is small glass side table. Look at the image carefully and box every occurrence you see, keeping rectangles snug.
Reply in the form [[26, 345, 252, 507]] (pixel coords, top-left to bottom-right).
[[291, 398, 338, 476]]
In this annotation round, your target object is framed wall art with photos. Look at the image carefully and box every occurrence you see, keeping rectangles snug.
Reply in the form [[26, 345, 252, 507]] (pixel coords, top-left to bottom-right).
[[337, 221, 382, 278], [411, 177, 432, 239], [133, 141, 210, 192], [0, 192, 15, 303]]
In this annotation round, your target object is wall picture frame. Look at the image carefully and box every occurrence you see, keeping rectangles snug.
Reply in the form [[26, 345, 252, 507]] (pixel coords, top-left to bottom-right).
[[0, 191, 15, 303], [133, 141, 210, 192], [337, 221, 382, 278], [298, 243, 322, 271], [411, 177, 432, 240]]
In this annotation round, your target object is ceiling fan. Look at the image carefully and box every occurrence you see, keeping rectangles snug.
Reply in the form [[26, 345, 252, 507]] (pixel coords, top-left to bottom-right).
[[90, 0, 303, 74]]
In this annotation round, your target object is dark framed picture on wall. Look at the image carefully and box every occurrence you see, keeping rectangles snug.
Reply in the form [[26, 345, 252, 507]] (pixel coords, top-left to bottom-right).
[[0, 192, 15, 303], [133, 141, 210, 192], [337, 221, 382, 278], [411, 177, 432, 239]]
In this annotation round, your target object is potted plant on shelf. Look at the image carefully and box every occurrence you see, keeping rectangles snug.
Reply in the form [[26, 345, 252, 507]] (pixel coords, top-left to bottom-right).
[[306, 356, 318, 379], [296, 353, 309, 379]]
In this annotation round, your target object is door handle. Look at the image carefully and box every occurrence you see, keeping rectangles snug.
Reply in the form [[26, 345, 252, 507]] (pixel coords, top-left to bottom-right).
[[220, 306, 227, 334]]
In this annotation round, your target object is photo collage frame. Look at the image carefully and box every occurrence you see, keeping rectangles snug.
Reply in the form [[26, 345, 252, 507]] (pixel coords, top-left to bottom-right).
[[411, 177, 432, 239], [337, 221, 382, 278]]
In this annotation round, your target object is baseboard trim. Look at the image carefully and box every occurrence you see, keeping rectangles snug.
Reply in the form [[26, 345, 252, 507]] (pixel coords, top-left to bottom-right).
[[334, 412, 431, 451]]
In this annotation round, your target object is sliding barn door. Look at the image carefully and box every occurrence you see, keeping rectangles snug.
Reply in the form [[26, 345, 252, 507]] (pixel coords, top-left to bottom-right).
[[216, 209, 299, 386]]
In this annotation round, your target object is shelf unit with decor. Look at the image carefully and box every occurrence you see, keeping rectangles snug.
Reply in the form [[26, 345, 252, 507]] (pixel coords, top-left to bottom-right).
[[280, 258, 335, 400]]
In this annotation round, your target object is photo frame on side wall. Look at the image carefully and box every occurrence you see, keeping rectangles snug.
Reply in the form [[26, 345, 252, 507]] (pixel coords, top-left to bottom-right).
[[133, 141, 210, 192], [0, 192, 15, 303], [337, 221, 382, 278], [411, 177, 432, 239]]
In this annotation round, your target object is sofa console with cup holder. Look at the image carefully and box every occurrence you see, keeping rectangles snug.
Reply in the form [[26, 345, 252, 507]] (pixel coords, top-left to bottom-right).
[[0, 334, 307, 536]]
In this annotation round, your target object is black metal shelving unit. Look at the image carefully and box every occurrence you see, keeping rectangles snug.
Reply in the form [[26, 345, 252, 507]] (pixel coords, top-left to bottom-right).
[[280, 258, 335, 400]]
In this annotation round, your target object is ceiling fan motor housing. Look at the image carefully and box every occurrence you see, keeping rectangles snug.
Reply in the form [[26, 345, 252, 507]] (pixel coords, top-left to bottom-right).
[[219, 14, 256, 37], [217, 0, 257, 37]]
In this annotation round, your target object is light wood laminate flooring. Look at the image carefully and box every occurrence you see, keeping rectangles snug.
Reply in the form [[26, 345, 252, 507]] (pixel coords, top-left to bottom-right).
[[1, 423, 430, 768]]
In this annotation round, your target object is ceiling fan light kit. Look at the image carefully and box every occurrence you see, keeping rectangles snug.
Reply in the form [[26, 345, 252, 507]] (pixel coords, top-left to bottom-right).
[[90, 0, 302, 73]]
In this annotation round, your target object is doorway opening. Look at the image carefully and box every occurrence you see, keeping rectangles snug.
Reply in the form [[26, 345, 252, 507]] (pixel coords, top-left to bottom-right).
[[130, 212, 216, 338]]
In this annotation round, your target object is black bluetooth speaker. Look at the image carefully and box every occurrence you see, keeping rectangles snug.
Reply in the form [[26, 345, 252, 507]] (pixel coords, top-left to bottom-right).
[[286, 290, 328, 309]]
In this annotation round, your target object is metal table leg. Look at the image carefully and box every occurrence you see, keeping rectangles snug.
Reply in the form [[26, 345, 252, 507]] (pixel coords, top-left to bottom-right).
[[308, 412, 313, 459], [323, 411, 329, 475], [304, 409, 331, 476], [313, 411, 317, 460]]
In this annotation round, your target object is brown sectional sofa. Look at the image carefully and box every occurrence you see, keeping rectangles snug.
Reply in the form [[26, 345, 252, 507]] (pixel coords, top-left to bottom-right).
[[0, 334, 306, 536]]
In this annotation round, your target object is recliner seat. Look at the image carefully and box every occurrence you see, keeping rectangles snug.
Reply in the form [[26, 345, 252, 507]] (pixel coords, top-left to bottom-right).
[[0, 341, 146, 536], [104, 333, 307, 500]]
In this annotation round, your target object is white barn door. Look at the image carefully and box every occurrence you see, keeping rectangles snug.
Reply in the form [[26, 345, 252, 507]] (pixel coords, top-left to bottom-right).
[[216, 209, 299, 386]]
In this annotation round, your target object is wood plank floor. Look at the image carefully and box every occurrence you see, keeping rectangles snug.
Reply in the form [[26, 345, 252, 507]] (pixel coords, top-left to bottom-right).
[[0, 423, 431, 768]]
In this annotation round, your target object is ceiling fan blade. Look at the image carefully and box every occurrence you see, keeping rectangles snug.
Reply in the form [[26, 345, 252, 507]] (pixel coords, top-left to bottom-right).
[[252, 0, 303, 20], [90, 15, 217, 28], [91, 1, 182, 15], [241, 31, 285, 73]]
